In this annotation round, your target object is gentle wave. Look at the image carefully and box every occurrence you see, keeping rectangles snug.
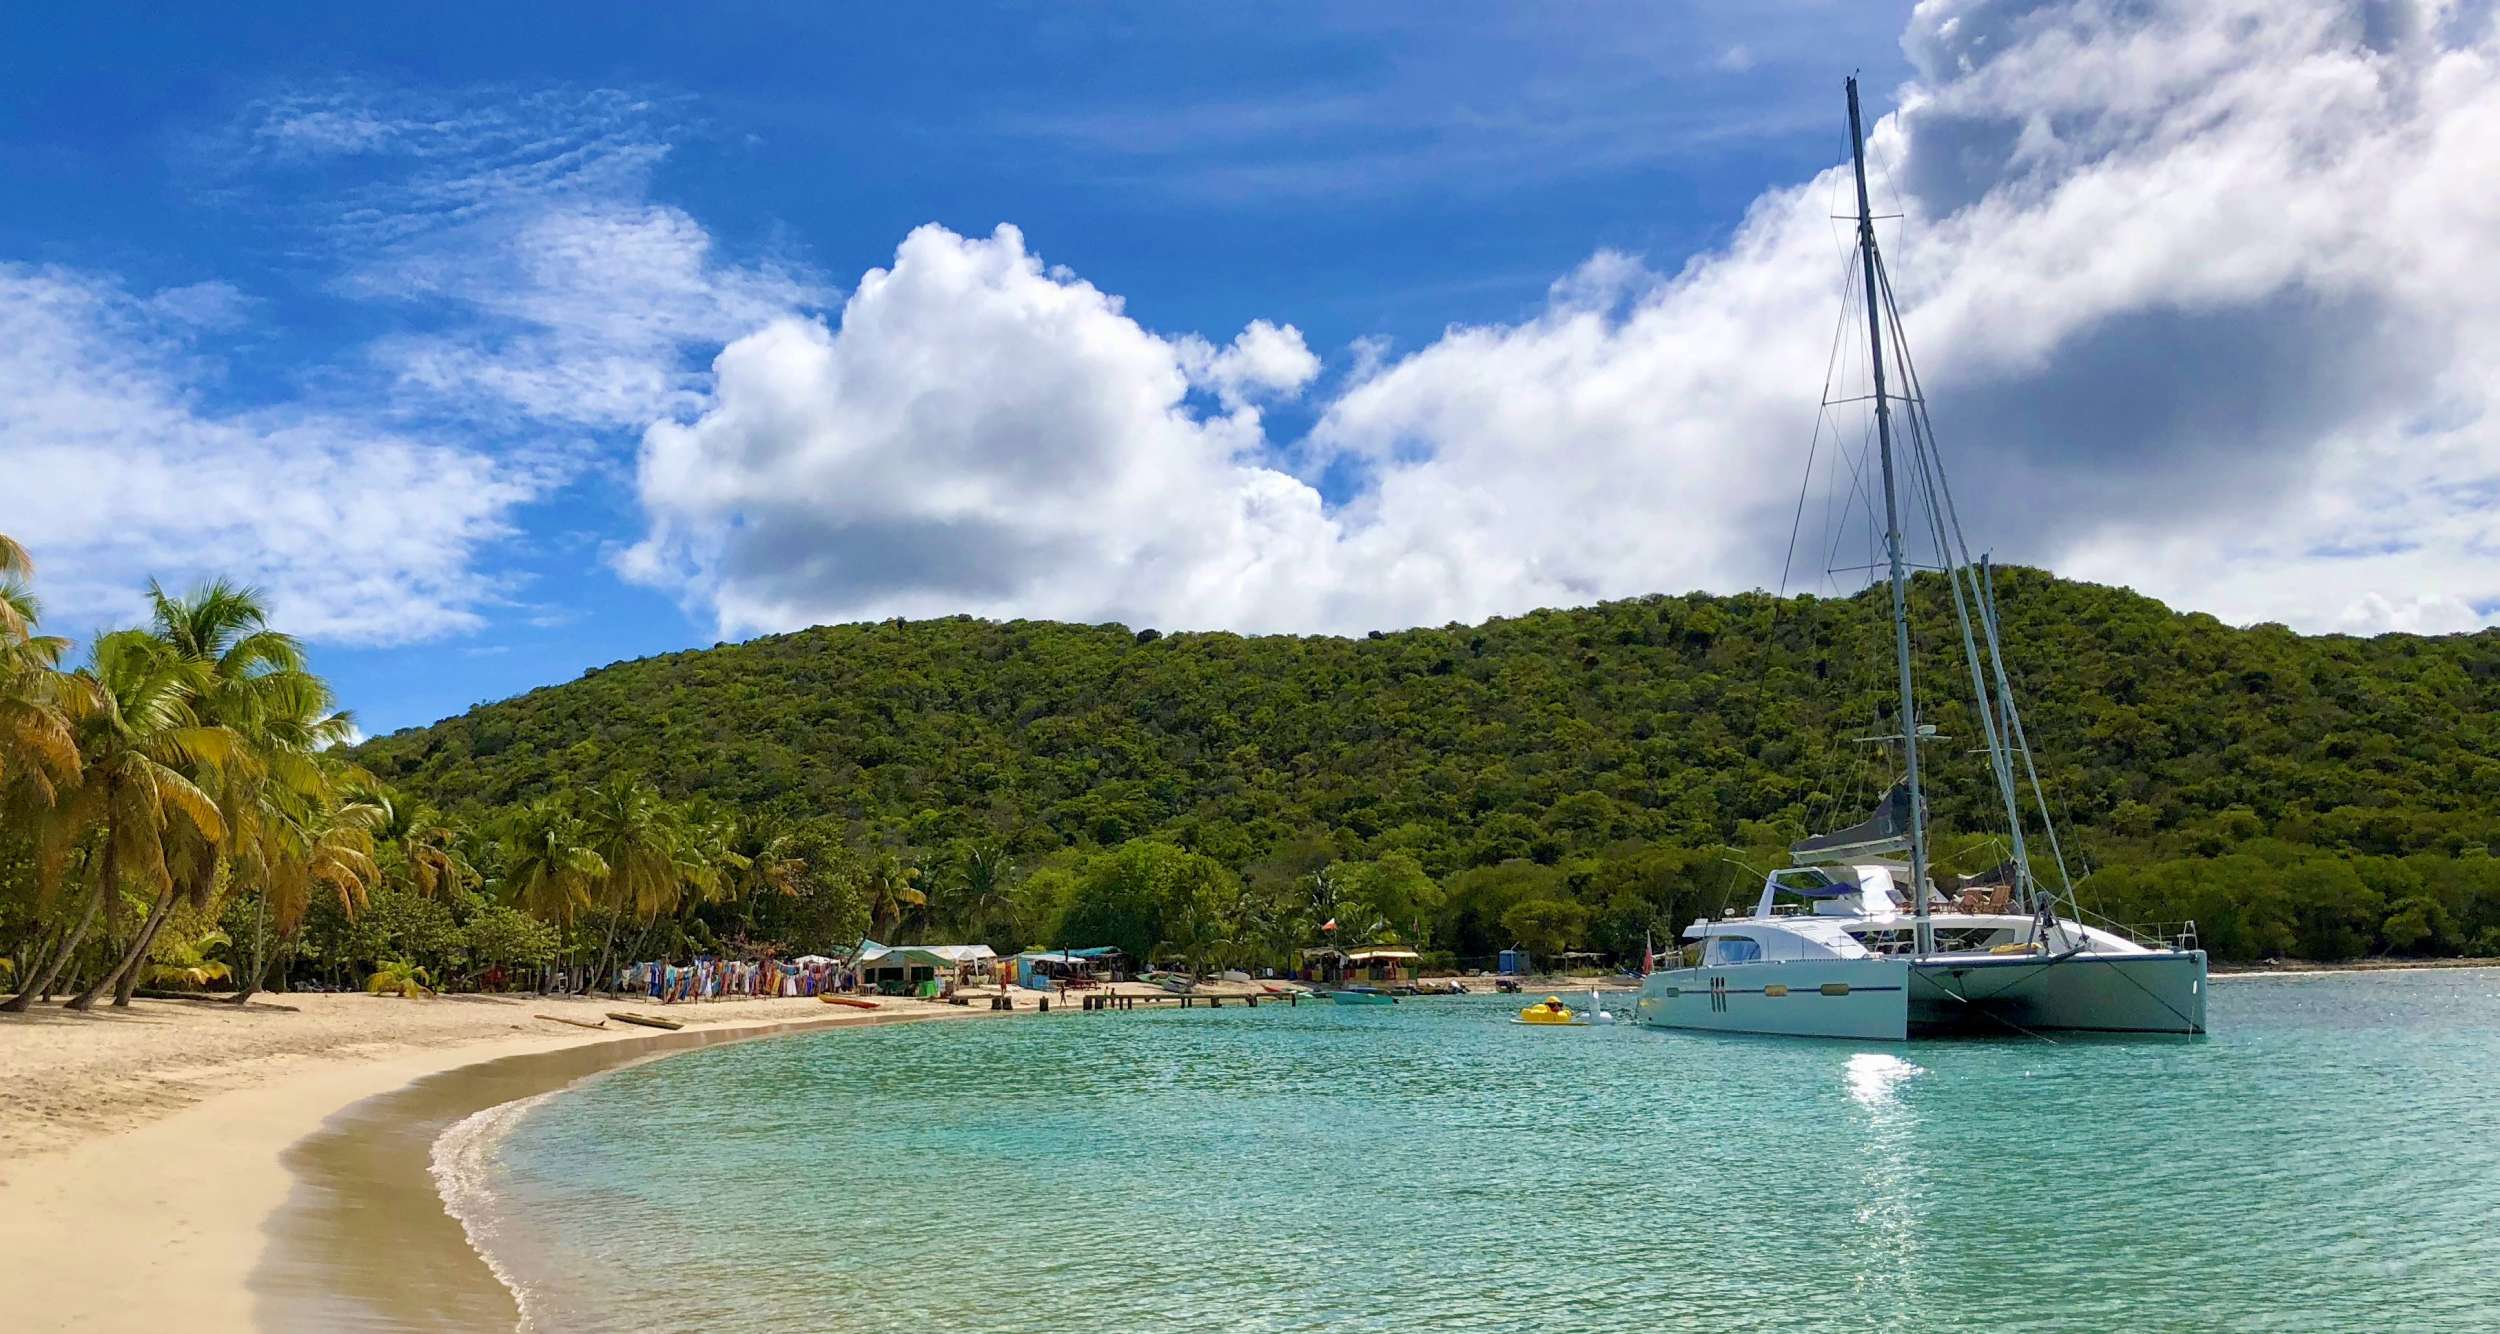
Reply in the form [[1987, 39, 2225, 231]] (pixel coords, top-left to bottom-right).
[[431, 1090, 564, 1334]]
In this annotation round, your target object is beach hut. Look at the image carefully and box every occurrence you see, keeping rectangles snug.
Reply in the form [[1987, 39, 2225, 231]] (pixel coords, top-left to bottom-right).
[[1299, 947, 1349, 985], [1344, 946, 1420, 986], [853, 941, 998, 996], [1014, 946, 1121, 989]]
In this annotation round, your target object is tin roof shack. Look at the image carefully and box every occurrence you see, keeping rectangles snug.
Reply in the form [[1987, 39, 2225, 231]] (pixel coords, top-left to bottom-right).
[[1345, 946, 1420, 986], [1299, 947, 1349, 985], [1014, 946, 1123, 989], [854, 941, 997, 997]]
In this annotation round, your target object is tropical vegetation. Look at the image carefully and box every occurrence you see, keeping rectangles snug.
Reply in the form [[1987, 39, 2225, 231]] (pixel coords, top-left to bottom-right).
[[4, 532, 2497, 1006]]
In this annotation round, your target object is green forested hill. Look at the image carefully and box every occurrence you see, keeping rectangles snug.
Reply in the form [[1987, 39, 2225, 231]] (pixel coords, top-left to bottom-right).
[[355, 568, 2500, 963]]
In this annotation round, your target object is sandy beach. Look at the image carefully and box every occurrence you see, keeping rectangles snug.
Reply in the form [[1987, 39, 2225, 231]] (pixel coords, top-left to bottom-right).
[[0, 977, 1317, 1332], [0, 989, 1031, 1332]]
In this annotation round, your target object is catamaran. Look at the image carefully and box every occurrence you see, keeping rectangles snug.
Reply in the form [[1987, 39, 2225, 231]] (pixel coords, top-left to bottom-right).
[[1634, 79, 2208, 1041]]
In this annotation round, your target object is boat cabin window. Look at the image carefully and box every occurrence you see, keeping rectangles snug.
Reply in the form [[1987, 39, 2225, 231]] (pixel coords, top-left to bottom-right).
[[1705, 935, 1763, 966]]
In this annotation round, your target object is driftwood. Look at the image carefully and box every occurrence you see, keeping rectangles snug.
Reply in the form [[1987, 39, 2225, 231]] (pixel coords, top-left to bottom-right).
[[134, 990, 302, 1012], [535, 1013, 609, 1031], [607, 1010, 684, 1031]]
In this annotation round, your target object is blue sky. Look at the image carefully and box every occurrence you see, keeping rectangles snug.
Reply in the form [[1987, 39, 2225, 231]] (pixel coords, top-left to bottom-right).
[[3, 3, 1908, 732], [6, 1, 2495, 738]]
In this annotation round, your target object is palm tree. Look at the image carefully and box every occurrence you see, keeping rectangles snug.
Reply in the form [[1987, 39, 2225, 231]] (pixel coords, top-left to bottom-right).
[[0, 550, 83, 810], [0, 541, 90, 998], [675, 812, 739, 909], [954, 844, 1017, 946], [365, 958, 433, 998], [228, 775, 383, 1004], [9, 632, 230, 1011], [354, 782, 479, 900], [398, 807, 478, 901], [727, 818, 805, 901], [0, 532, 36, 640], [697, 815, 804, 947], [84, 582, 342, 1008], [498, 799, 607, 991], [580, 778, 682, 993], [146, 926, 234, 991], [862, 854, 925, 941]]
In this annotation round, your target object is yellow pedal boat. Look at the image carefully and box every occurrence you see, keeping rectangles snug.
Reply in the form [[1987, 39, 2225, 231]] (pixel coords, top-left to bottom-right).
[[1515, 995, 1585, 1026]]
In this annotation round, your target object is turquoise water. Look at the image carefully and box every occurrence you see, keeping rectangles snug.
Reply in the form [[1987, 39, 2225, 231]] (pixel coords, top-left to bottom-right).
[[479, 972, 2500, 1331]]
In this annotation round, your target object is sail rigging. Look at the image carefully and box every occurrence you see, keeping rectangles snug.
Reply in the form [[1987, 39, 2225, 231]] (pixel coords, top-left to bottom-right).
[[1632, 78, 2209, 1041], [1836, 75, 2082, 944]]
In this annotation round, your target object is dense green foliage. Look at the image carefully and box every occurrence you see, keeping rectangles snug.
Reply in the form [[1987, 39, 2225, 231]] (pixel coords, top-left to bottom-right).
[[353, 569, 2500, 964], [0, 542, 873, 1005]]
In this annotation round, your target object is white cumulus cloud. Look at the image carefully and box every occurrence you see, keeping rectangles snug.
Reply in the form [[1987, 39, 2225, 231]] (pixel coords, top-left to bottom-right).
[[624, 0, 2500, 642], [625, 224, 1348, 636]]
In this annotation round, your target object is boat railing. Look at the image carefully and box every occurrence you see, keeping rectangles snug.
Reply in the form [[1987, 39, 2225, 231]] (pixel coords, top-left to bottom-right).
[[2075, 903, 2199, 951]]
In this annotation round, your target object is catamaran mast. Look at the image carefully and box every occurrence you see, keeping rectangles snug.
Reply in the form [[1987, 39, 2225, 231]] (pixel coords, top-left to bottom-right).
[[1846, 76, 1933, 956]]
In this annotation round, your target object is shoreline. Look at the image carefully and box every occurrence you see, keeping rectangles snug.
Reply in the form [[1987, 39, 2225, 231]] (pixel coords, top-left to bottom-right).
[[0, 991, 1020, 1333], [8, 961, 2485, 1329], [264, 1004, 995, 1331], [2208, 957, 2500, 978]]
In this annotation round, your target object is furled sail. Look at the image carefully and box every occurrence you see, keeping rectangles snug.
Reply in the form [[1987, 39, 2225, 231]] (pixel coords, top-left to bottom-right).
[[1790, 782, 1916, 863]]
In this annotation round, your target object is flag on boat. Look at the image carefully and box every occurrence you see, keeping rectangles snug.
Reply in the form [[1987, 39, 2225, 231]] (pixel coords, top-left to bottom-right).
[[1321, 918, 1338, 933]]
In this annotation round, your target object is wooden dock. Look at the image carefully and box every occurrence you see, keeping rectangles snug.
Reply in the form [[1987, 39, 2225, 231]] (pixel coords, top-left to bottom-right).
[[1078, 990, 1296, 1011]]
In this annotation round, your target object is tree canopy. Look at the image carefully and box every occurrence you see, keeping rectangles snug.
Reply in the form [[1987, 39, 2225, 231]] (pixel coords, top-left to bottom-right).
[[344, 568, 2500, 964]]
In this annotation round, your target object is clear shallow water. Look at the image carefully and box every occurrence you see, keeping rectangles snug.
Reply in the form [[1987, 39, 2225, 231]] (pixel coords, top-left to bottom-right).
[[483, 972, 2500, 1332]]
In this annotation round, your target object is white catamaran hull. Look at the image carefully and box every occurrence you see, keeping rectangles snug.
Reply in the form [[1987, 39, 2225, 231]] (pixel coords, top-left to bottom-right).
[[1636, 960, 1913, 1041], [1909, 950, 2206, 1035], [1637, 949, 2207, 1041]]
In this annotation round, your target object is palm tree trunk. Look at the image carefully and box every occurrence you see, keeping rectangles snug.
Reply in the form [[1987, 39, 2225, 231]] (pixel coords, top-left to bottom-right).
[[230, 942, 276, 1005], [585, 897, 627, 996], [70, 878, 174, 1011], [55, 839, 127, 1010], [109, 891, 179, 1006], [3, 884, 102, 1011], [552, 917, 571, 995], [10, 926, 62, 1005], [228, 886, 271, 1004]]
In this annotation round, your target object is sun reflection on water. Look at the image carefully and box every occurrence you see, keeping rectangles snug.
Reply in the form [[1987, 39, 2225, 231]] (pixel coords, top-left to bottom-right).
[[1844, 1050, 1928, 1321], [1845, 1051, 1923, 1109]]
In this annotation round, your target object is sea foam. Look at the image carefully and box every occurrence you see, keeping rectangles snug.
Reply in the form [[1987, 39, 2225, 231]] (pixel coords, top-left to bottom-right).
[[431, 1091, 562, 1334]]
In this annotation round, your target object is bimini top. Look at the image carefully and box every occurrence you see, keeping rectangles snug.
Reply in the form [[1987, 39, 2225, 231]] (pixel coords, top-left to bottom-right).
[[1754, 864, 1906, 919]]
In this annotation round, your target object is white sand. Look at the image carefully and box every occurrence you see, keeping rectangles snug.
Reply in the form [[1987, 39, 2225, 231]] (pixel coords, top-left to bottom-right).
[[0, 975, 1354, 1331], [0, 991, 994, 1332]]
